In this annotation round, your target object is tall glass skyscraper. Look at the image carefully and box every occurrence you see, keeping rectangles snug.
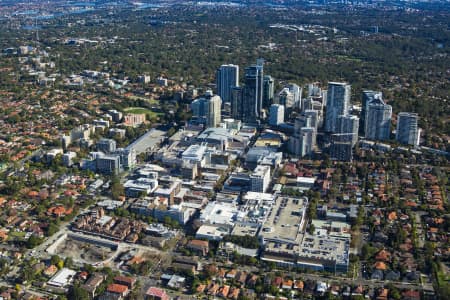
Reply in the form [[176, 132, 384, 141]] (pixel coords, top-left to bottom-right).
[[216, 64, 239, 104], [243, 59, 264, 122]]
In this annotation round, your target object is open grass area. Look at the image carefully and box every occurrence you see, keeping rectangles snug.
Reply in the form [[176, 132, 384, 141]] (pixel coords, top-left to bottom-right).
[[8, 231, 26, 241], [124, 107, 163, 119], [124, 107, 152, 114]]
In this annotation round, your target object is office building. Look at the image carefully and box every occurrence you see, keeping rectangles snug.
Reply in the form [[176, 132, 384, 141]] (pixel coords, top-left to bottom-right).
[[269, 104, 284, 126], [308, 82, 322, 97], [242, 59, 264, 122], [263, 75, 275, 107], [361, 90, 383, 135], [289, 117, 316, 157], [330, 134, 353, 161], [115, 148, 137, 170], [108, 110, 123, 123], [365, 98, 392, 141], [191, 90, 222, 128], [97, 138, 117, 153], [276, 88, 295, 108], [336, 115, 359, 146], [396, 112, 420, 146], [96, 154, 122, 175], [230, 86, 243, 120], [325, 82, 351, 132], [304, 109, 319, 130], [216, 64, 239, 103], [250, 165, 271, 193], [286, 83, 302, 109], [62, 152, 77, 167], [297, 127, 316, 157]]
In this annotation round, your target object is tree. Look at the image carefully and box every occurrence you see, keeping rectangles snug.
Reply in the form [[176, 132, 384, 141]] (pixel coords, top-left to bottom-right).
[[361, 244, 377, 261], [26, 235, 42, 249], [68, 284, 90, 300], [64, 257, 74, 269], [47, 222, 59, 236], [51, 255, 61, 266], [57, 259, 64, 269], [111, 176, 124, 200]]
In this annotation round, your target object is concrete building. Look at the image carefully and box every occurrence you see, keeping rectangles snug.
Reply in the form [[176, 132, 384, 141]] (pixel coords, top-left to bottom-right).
[[124, 113, 146, 127], [154, 204, 195, 225], [230, 86, 244, 120], [263, 75, 275, 106], [216, 64, 239, 103], [336, 115, 359, 146], [47, 268, 77, 289], [289, 117, 316, 157], [222, 118, 242, 131], [62, 151, 77, 167], [138, 75, 151, 83], [330, 134, 353, 162], [97, 138, 117, 153], [124, 177, 158, 197], [156, 77, 168, 86], [304, 109, 319, 130], [285, 83, 302, 109], [396, 112, 420, 147], [114, 148, 136, 170], [181, 143, 207, 166], [196, 224, 229, 241], [108, 128, 126, 138], [108, 110, 123, 123], [200, 202, 238, 227], [361, 90, 383, 135], [260, 196, 307, 267], [250, 165, 271, 193], [96, 154, 122, 175], [246, 147, 282, 169], [325, 82, 351, 132], [297, 233, 350, 273], [93, 118, 110, 129], [153, 178, 181, 205], [365, 97, 392, 141], [269, 104, 284, 126], [69, 124, 93, 145], [191, 90, 222, 128], [276, 88, 295, 108]]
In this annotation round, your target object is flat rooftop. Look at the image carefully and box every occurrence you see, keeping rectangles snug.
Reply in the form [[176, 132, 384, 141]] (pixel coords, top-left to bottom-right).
[[298, 233, 350, 266], [260, 196, 307, 245], [200, 202, 238, 226], [48, 268, 77, 288], [126, 129, 166, 155], [231, 223, 260, 237]]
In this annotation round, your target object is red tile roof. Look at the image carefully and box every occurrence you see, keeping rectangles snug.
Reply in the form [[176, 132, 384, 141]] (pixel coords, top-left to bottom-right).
[[107, 283, 128, 294], [146, 287, 169, 299]]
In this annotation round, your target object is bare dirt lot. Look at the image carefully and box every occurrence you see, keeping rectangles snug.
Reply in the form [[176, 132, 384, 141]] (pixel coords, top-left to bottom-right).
[[55, 237, 116, 264]]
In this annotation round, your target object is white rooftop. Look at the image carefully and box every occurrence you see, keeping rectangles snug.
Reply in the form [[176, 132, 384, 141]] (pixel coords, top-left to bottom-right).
[[199, 202, 238, 226], [48, 268, 77, 288]]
